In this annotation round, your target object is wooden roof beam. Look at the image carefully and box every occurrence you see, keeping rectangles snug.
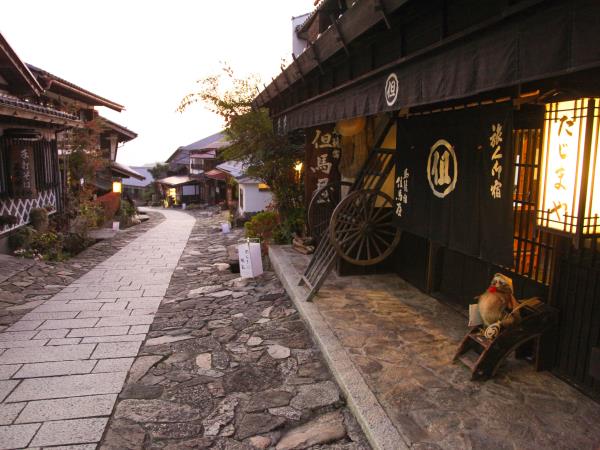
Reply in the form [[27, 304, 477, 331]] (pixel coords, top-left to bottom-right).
[[309, 44, 325, 75], [281, 64, 292, 88], [292, 53, 306, 83], [374, 0, 392, 29], [329, 15, 350, 57]]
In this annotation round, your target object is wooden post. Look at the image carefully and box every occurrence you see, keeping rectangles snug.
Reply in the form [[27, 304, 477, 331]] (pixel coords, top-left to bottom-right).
[[425, 240, 440, 294]]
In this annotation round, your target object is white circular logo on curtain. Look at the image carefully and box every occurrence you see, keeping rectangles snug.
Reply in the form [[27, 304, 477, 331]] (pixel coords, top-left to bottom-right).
[[385, 73, 399, 106], [427, 139, 458, 198]]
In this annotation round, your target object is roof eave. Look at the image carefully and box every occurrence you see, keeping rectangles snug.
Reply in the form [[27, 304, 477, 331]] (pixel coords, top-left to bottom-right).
[[0, 34, 44, 96], [255, 0, 411, 109]]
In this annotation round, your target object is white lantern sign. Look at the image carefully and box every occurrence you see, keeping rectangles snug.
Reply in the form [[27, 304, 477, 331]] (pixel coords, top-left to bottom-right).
[[238, 238, 263, 278], [538, 98, 600, 236]]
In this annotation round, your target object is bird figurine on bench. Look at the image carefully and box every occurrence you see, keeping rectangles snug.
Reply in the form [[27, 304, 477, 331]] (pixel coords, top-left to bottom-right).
[[475, 273, 520, 339]]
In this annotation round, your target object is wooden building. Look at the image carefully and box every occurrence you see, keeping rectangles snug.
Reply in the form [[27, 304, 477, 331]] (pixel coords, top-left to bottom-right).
[[0, 32, 136, 251], [209, 160, 273, 216], [160, 132, 228, 205], [256, 0, 600, 400]]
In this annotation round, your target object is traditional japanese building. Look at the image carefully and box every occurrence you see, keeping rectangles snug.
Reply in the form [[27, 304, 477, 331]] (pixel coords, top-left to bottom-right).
[[160, 132, 228, 206], [256, 0, 600, 400], [0, 32, 136, 251]]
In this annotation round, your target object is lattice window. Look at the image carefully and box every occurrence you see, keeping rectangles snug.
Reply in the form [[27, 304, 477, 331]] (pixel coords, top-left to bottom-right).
[[0, 143, 7, 198], [511, 129, 555, 284]]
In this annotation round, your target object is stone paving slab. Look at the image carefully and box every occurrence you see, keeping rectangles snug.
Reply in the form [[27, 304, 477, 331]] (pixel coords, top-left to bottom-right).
[[30, 418, 108, 447], [6, 372, 128, 402], [0, 423, 40, 449], [13, 360, 97, 378], [0, 344, 96, 365], [0, 209, 194, 448], [16, 394, 116, 423]]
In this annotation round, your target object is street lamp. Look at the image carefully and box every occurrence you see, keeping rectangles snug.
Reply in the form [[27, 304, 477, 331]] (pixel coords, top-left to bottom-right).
[[112, 181, 122, 193], [537, 98, 600, 241]]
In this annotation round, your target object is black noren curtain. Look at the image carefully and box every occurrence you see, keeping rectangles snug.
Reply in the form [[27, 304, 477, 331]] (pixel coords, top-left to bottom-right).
[[393, 103, 514, 266]]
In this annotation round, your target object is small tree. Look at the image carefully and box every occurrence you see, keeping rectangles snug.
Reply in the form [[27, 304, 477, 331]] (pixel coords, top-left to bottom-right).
[[148, 162, 169, 180], [56, 116, 108, 230], [178, 65, 304, 219]]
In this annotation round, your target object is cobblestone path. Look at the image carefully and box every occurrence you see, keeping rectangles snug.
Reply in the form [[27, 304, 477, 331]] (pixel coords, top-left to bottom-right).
[[0, 209, 194, 448], [100, 210, 369, 450]]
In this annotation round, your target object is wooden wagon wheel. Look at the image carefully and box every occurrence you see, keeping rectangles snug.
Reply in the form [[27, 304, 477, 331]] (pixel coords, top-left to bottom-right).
[[308, 181, 352, 244], [329, 189, 401, 266]]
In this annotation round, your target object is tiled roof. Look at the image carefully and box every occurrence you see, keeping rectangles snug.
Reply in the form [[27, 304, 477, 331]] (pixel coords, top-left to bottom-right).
[[215, 160, 245, 178], [122, 166, 153, 188], [100, 116, 138, 141], [166, 131, 228, 165], [157, 175, 200, 186], [27, 64, 124, 112], [181, 132, 228, 151], [110, 161, 144, 180]]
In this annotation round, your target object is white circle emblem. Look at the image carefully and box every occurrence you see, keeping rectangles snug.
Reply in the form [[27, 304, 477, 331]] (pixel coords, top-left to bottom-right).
[[385, 73, 399, 107], [426, 139, 458, 198]]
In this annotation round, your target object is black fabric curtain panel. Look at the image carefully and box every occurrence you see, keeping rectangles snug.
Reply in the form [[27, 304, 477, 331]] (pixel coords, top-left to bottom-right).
[[393, 103, 515, 267]]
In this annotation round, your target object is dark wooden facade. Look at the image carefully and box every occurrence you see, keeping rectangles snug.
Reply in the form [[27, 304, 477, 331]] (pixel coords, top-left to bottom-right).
[[258, 0, 600, 400]]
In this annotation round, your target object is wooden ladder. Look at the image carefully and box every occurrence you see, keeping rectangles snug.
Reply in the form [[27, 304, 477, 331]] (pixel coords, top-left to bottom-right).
[[299, 147, 396, 301]]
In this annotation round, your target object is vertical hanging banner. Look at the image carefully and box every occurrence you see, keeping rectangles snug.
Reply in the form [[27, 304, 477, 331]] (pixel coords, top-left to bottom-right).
[[394, 104, 514, 266], [9, 144, 36, 198], [305, 125, 341, 203]]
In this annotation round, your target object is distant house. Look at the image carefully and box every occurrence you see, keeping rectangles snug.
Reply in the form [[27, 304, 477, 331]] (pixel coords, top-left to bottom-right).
[[159, 132, 228, 206], [121, 166, 153, 204], [211, 160, 273, 216]]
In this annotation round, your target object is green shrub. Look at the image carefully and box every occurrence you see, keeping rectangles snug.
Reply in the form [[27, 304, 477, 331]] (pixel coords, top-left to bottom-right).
[[273, 207, 305, 244], [244, 211, 279, 243], [0, 215, 17, 228], [30, 231, 64, 261], [29, 208, 49, 232], [8, 226, 36, 251], [62, 232, 89, 256], [78, 200, 104, 228]]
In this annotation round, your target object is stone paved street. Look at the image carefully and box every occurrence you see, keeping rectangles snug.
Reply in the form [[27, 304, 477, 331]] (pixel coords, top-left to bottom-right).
[[100, 209, 368, 450], [0, 213, 165, 332], [0, 209, 193, 448], [0, 209, 368, 449]]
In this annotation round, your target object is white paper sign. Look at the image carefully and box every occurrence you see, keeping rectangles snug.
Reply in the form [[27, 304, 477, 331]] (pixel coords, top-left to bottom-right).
[[238, 240, 263, 278], [468, 303, 483, 327]]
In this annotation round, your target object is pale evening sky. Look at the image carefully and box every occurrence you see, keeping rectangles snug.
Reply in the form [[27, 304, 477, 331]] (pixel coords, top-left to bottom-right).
[[0, 0, 315, 167]]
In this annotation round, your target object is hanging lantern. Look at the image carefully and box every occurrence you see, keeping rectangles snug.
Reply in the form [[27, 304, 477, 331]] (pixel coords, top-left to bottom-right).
[[293, 160, 303, 182], [335, 116, 366, 137], [112, 181, 122, 193], [537, 98, 600, 237]]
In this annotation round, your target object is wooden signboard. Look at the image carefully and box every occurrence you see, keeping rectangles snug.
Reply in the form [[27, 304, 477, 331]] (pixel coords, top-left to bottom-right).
[[305, 125, 341, 205]]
